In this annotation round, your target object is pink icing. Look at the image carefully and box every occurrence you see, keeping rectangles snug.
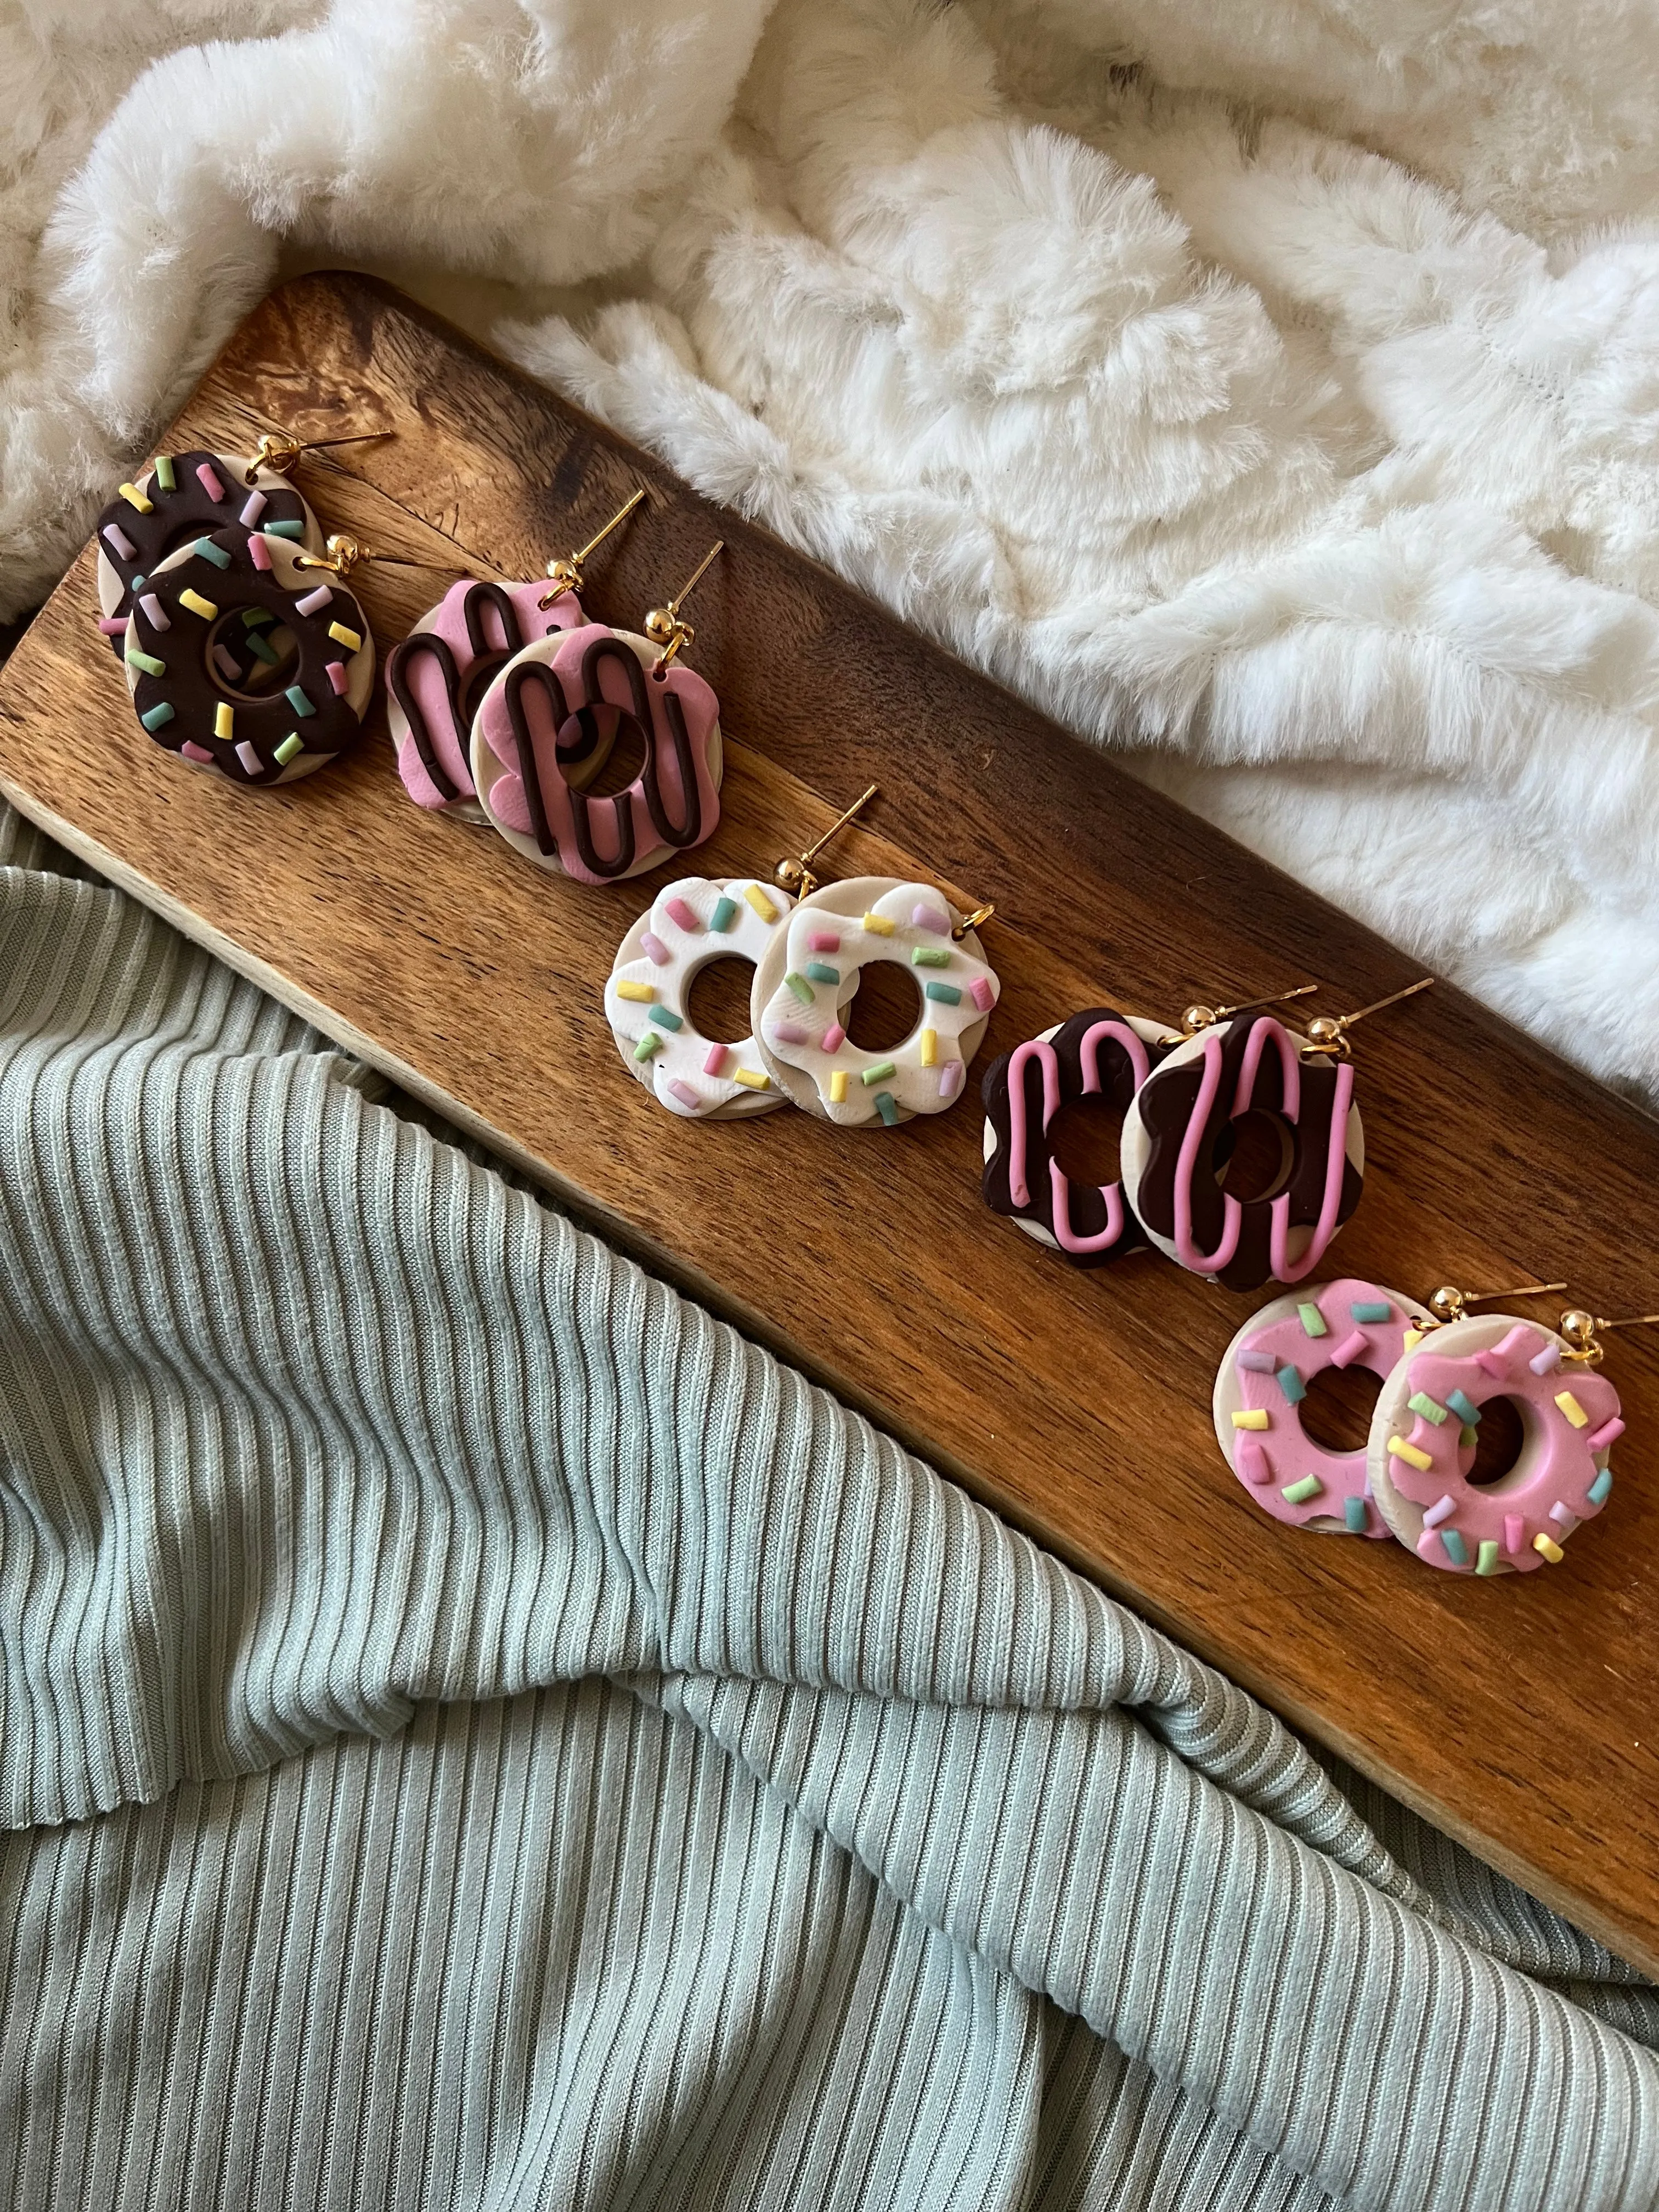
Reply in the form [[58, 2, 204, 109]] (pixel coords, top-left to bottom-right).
[[479, 622, 721, 885], [1383, 1322, 1620, 1573], [1008, 1021, 1151, 1257], [394, 578, 582, 811]]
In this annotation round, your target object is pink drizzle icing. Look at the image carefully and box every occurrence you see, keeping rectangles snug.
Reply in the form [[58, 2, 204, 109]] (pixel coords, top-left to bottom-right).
[[393, 578, 581, 810], [1008, 1020, 1150, 1255]]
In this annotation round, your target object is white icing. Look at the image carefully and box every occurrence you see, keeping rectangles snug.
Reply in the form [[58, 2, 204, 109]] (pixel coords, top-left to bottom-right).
[[95, 456, 323, 622], [751, 876, 999, 1126], [605, 877, 794, 1120]]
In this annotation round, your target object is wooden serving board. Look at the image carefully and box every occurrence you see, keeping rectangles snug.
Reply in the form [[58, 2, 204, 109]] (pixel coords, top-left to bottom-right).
[[3, 272, 1656, 1973]]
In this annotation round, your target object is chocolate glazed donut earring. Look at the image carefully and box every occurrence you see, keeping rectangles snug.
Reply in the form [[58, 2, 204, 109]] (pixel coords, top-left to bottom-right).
[[470, 543, 726, 884], [1120, 978, 1434, 1293], [386, 488, 647, 823]]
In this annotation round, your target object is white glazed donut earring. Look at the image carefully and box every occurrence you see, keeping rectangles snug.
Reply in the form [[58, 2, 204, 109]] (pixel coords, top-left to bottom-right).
[[386, 488, 646, 822], [603, 788, 880, 1121]]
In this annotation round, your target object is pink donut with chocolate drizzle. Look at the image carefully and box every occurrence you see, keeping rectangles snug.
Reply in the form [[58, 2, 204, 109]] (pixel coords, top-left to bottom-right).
[[1368, 1313, 1620, 1576]]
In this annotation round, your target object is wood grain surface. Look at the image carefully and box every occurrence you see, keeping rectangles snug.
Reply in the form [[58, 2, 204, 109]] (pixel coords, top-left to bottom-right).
[[3, 272, 1656, 1973]]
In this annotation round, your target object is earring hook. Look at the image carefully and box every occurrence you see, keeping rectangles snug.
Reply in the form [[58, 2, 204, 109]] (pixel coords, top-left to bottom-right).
[[774, 785, 880, 898], [1303, 977, 1434, 1057], [1180, 981, 1319, 1037], [644, 541, 724, 672], [244, 426, 393, 486], [1559, 1307, 1659, 1366], [539, 487, 647, 609]]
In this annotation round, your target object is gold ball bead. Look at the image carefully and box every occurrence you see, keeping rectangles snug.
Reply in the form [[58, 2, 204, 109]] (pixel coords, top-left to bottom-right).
[[545, 558, 578, 591], [1306, 1015, 1342, 1046], [1428, 1285, 1462, 1322], [774, 857, 805, 892], [1183, 1003, 1215, 1034], [643, 607, 676, 644], [1561, 1309, 1597, 1346]]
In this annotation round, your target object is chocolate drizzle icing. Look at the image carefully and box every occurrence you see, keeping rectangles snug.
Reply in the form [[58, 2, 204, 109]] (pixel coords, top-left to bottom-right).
[[96, 450, 308, 656], [1132, 1013, 1363, 1293], [981, 1008, 1171, 1265]]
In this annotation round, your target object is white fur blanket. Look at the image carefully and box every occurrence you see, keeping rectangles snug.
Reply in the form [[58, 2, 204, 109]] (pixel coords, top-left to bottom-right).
[[5, 1, 1659, 1093]]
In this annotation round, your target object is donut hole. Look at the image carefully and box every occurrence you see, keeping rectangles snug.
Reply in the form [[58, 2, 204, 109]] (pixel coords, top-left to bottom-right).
[[1214, 1108, 1295, 1203], [1464, 1395, 1528, 1488], [1299, 1367, 1381, 1453], [1049, 1093, 1128, 1190], [204, 610, 299, 700], [843, 963, 924, 1054], [687, 956, 757, 1048], [567, 705, 642, 796]]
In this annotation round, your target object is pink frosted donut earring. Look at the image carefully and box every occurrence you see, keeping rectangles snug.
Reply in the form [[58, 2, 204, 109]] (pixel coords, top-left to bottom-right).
[[386, 488, 646, 822]]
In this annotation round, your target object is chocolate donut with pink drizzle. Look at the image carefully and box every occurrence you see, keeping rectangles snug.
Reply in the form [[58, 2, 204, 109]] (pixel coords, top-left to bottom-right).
[[1120, 1014, 1363, 1293]]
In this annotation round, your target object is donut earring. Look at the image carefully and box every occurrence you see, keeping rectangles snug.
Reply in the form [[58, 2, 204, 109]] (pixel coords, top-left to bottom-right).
[[750, 872, 1000, 1130], [386, 488, 647, 822], [603, 786, 879, 1121], [1120, 978, 1434, 1293], [471, 544, 726, 883], [1368, 1289, 1647, 1577], [1213, 1275, 1564, 1542]]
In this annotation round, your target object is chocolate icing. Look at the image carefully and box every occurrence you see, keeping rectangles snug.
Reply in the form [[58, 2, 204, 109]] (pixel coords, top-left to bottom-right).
[[503, 635, 704, 879], [96, 451, 308, 658], [126, 526, 366, 786], [981, 1008, 1171, 1265], [1132, 1013, 1363, 1292]]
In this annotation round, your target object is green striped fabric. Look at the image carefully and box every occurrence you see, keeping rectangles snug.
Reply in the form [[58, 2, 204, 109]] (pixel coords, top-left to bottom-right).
[[1, 799, 1655, 2210]]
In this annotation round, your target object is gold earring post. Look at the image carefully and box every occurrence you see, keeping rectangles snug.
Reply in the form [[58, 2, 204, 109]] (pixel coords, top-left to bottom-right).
[[951, 902, 996, 942], [644, 540, 724, 671], [1181, 981, 1319, 1036], [292, 532, 463, 578], [245, 427, 393, 484], [774, 785, 880, 898], [540, 487, 647, 607], [1424, 1279, 1568, 1325], [1304, 976, 1434, 1056]]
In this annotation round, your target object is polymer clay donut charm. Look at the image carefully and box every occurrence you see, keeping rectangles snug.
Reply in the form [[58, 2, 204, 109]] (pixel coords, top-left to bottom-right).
[[470, 624, 723, 883], [981, 1009, 1176, 1262], [1368, 1314, 1621, 1575], [1119, 1015, 1363, 1293], [387, 578, 606, 822], [605, 876, 794, 1119], [1213, 1280, 1454, 1539], [95, 451, 319, 656], [749, 877, 999, 1127], [123, 528, 374, 786]]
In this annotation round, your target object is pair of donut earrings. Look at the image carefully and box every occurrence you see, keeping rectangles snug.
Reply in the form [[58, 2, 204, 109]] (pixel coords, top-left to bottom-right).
[[387, 493, 731, 888], [603, 790, 1002, 1126], [981, 978, 1432, 1295], [1216, 1278, 1654, 1578]]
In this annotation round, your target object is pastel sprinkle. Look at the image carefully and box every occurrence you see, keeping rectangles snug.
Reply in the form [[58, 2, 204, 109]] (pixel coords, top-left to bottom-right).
[[1475, 1540, 1500, 1576], [829, 1071, 849, 1104], [1350, 1300, 1392, 1322], [1474, 1349, 1511, 1380], [1533, 1532, 1564, 1564], [240, 489, 267, 527], [328, 620, 362, 652], [97, 616, 128, 636], [742, 884, 778, 923], [861, 912, 895, 936], [1232, 1409, 1270, 1432], [325, 662, 348, 696], [1550, 1504, 1579, 1535], [665, 898, 699, 933], [938, 1060, 964, 1101], [874, 1092, 900, 1126], [1282, 1475, 1322, 1505], [1408, 1392, 1448, 1426], [235, 741, 262, 777], [193, 537, 231, 569], [139, 593, 170, 631], [139, 703, 176, 732], [822, 1022, 846, 1053], [805, 962, 839, 985], [711, 896, 738, 932], [249, 537, 273, 571], [125, 646, 166, 677], [118, 482, 154, 514], [103, 524, 137, 562], [1446, 1390, 1481, 1426], [1238, 1351, 1278, 1375], [1236, 1440, 1269, 1485], [666, 1080, 699, 1109], [180, 741, 215, 765], [640, 932, 670, 966], [1423, 1494, 1457, 1529], [1297, 1304, 1327, 1339], [615, 981, 654, 1003], [784, 972, 814, 1006], [213, 703, 234, 741], [1344, 1497, 1368, 1533], [919, 1029, 938, 1069], [285, 686, 315, 719], [1328, 1329, 1368, 1370], [911, 947, 950, 968], [769, 1022, 808, 1046], [1441, 1530, 1469, 1567], [703, 1044, 728, 1078], [1460, 1426, 1479, 1449], [195, 462, 227, 502], [212, 644, 241, 682], [633, 1033, 662, 1064], [1588, 1417, 1624, 1453], [243, 605, 273, 627], [647, 1006, 683, 1031], [178, 587, 218, 620], [925, 981, 962, 1005], [807, 932, 840, 953], [912, 903, 949, 933], [1529, 1342, 1562, 1375], [1554, 1390, 1589, 1429], [1389, 1436, 1432, 1471], [1589, 1470, 1613, 1506], [153, 456, 176, 491], [264, 519, 305, 540], [734, 1069, 770, 1092], [1504, 1513, 1526, 1555], [295, 584, 332, 617], [1276, 1365, 1305, 1404], [969, 977, 996, 1014], [273, 733, 303, 765], [861, 1061, 898, 1086]]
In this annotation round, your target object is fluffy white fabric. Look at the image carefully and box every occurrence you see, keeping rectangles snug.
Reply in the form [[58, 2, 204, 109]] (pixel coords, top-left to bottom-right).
[[5, 0, 1659, 1092]]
